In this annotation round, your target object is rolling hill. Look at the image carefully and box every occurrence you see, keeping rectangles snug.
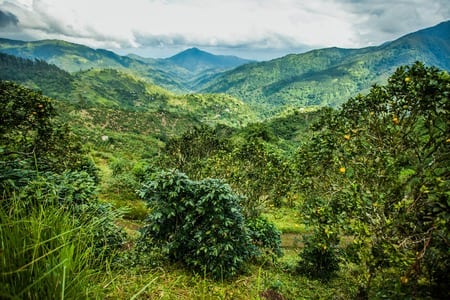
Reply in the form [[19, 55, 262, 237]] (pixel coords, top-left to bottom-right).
[[0, 39, 251, 92], [199, 20, 450, 114]]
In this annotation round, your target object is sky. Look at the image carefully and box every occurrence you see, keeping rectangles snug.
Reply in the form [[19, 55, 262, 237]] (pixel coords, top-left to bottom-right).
[[0, 0, 449, 60]]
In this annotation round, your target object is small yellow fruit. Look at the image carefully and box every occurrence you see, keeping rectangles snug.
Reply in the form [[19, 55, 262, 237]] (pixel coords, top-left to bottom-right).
[[392, 116, 399, 124], [344, 134, 351, 140], [400, 276, 409, 284], [405, 77, 411, 82], [339, 167, 346, 174]]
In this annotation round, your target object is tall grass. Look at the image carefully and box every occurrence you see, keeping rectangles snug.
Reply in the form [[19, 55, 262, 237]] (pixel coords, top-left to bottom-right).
[[0, 197, 106, 299]]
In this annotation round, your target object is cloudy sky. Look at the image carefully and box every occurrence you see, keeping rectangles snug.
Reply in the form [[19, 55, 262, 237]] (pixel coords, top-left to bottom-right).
[[0, 0, 449, 60]]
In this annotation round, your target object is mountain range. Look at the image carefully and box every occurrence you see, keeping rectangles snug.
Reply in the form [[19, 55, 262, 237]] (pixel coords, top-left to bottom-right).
[[0, 52, 257, 129], [0, 39, 252, 92], [1, 20, 449, 116]]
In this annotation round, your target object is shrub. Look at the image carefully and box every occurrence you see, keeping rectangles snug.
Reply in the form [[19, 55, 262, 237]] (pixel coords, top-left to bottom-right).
[[246, 216, 283, 259], [297, 232, 341, 281], [138, 170, 259, 279], [4, 170, 126, 257]]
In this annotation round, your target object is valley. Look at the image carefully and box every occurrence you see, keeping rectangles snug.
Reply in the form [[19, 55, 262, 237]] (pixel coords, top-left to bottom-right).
[[1, 20, 449, 299]]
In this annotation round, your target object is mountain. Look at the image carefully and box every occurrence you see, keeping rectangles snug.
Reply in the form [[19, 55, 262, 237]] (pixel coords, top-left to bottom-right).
[[166, 47, 253, 73], [199, 20, 450, 114], [0, 38, 137, 72], [0, 39, 251, 92], [0, 38, 191, 91]]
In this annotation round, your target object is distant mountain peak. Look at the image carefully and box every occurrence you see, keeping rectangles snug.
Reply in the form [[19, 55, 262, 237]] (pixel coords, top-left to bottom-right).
[[168, 47, 213, 60], [185, 47, 202, 52], [166, 47, 253, 73]]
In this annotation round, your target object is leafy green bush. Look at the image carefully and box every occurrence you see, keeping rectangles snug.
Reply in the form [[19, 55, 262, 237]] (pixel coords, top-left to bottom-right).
[[22, 170, 97, 206], [105, 172, 140, 198], [246, 216, 283, 259], [138, 170, 272, 279], [2, 170, 126, 258], [297, 232, 341, 281]]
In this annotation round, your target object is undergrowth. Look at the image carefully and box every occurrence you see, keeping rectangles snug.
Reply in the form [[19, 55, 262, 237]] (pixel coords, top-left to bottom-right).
[[0, 198, 109, 299]]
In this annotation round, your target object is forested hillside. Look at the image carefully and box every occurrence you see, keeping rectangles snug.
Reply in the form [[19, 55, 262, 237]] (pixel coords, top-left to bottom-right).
[[0, 52, 256, 126], [0, 39, 251, 92], [200, 21, 450, 114]]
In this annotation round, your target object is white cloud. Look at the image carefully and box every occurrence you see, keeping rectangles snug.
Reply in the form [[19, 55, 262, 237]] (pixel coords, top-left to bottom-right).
[[0, 0, 449, 59], [339, 0, 450, 45]]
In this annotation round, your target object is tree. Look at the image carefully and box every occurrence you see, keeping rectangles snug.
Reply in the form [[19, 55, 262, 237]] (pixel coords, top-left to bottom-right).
[[1, 80, 55, 149], [164, 125, 228, 178], [164, 123, 295, 212], [0, 80, 97, 184], [297, 62, 449, 298]]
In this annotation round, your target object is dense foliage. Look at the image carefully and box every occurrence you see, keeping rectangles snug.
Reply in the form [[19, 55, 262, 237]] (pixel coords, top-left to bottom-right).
[[163, 123, 298, 211], [0, 80, 96, 176], [0, 81, 125, 298], [296, 62, 449, 298]]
